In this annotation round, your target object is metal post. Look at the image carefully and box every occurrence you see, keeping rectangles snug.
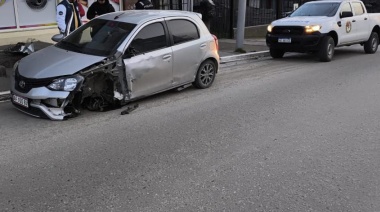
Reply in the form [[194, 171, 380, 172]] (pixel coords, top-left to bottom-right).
[[236, 0, 247, 51]]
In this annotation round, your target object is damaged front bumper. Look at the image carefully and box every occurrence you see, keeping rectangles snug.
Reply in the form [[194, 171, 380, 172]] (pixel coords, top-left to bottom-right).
[[10, 56, 128, 120], [10, 71, 84, 120], [10, 86, 71, 120]]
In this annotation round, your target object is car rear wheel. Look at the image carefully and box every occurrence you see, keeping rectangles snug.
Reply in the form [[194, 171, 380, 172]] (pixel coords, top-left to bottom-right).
[[364, 32, 379, 54], [270, 48, 285, 59], [193, 60, 216, 89], [319, 36, 335, 62]]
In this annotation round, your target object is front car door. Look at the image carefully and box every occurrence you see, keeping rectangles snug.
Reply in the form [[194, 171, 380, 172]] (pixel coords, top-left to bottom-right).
[[165, 18, 205, 86], [337, 2, 355, 45], [123, 21, 173, 99]]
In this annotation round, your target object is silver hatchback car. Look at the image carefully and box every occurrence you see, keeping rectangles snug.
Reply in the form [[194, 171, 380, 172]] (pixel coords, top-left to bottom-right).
[[11, 10, 220, 120]]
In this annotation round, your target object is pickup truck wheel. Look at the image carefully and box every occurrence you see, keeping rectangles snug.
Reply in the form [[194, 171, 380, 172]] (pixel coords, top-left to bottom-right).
[[319, 36, 335, 62], [364, 32, 379, 54], [270, 48, 285, 59]]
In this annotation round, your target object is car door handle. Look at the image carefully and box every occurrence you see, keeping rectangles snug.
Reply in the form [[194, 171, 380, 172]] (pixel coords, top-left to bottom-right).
[[352, 20, 356, 22], [364, 18, 368, 20], [163, 55, 171, 60], [200, 43, 207, 48]]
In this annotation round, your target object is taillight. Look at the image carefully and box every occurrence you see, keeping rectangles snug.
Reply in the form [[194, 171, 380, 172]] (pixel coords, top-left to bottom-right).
[[212, 34, 219, 51]]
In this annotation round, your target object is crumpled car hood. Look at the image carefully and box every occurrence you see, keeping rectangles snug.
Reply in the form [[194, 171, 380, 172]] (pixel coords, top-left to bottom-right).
[[18, 45, 105, 78]]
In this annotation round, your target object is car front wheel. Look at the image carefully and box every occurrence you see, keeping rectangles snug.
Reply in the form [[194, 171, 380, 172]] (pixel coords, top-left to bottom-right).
[[193, 60, 216, 89], [319, 36, 335, 62], [270, 48, 285, 59]]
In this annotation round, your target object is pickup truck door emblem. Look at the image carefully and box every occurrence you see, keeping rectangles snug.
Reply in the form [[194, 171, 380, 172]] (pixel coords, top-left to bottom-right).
[[346, 21, 352, 33]]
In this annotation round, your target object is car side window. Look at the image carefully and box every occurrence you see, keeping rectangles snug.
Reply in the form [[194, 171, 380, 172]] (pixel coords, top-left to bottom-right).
[[352, 2, 364, 15], [167, 19, 200, 45], [129, 22, 167, 55], [340, 3, 352, 16]]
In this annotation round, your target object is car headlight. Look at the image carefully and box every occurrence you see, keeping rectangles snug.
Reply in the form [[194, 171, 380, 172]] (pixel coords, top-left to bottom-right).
[[267, 24, 273, 33], [48, 77, 78, 91], [305, 25, 321, 33]]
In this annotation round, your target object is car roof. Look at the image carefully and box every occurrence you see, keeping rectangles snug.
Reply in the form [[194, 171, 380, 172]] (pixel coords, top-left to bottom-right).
[[99, 10, 202, 25]]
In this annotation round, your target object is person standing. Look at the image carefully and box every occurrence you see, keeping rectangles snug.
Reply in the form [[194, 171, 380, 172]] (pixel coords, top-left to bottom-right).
[[135, 0, 154, 10], [200, 0, 215, 30], [56, 0, 83, 36], [76, 0, 86, 17], [87, 0, 115, 20]]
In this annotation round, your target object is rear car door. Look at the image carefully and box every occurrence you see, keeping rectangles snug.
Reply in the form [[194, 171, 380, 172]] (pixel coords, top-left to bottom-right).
[[123, 20, 173, 98], [351, 1, 370, 42], [165, 18, 205, 85]]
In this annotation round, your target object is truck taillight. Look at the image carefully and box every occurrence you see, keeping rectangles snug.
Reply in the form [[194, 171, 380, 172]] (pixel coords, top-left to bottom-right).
[[212, 34, 219, 51]]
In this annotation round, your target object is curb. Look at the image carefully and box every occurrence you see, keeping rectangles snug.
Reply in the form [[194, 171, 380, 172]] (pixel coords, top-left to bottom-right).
[[220, 50, 270, 64], [0, 51, 271, 102]]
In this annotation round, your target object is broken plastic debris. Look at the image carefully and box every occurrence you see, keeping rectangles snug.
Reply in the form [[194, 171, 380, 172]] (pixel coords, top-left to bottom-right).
[[120, 104, 139, 115]]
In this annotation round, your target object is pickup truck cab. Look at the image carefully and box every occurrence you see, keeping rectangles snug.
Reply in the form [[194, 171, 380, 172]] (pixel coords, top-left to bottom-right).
[[266, 0, 380, 62]]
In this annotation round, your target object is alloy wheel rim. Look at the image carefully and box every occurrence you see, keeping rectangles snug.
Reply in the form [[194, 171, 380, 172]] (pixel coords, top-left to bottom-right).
[[200, 64, 214, 86], [372, 37, 378, 51], [327, 43, 333, 57]]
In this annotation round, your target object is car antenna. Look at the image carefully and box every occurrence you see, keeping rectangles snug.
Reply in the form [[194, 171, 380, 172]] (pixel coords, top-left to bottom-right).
[[114, 12, 125, 20]]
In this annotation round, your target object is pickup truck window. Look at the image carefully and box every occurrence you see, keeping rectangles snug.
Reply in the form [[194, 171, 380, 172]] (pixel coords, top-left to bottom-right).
[[352, 2, 365, 15], [340, 3, 353, 15], [290, 3, 340, 17]]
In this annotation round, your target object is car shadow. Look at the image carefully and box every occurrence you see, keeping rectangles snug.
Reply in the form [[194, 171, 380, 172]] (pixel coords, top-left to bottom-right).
[[275, 46, 370, 62]]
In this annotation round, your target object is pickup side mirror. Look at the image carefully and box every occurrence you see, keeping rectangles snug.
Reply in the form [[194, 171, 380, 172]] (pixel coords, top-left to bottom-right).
[[340, 11, 353, 18], [51, 34, 64, 42]]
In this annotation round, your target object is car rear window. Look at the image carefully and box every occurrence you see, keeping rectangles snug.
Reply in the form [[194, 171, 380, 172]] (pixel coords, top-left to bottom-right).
[[352, 2, 365, 15], [167, 19, 200, 45]]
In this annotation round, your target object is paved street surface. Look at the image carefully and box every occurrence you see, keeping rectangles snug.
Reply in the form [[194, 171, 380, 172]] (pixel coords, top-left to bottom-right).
[[1, 46, 380, 211]]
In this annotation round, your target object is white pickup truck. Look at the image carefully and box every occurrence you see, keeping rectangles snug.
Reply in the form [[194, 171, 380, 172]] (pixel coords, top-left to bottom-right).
[[266, 0, 380, 62]]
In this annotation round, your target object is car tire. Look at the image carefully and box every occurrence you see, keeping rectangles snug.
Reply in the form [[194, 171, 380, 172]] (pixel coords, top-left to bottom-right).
[[193, 60, 216, 89], [364, 32, 379, 54], [270, 48, 285, 59], [319, 36, 335, 62]]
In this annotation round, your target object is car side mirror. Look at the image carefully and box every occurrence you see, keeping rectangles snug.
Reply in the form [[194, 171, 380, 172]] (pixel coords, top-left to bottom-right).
[[51, 34, 64, 42], [340, 11, 353, 18]]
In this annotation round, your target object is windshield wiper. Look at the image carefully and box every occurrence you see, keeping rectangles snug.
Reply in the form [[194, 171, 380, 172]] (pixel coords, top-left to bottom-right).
[[59, 40, 82, 52]]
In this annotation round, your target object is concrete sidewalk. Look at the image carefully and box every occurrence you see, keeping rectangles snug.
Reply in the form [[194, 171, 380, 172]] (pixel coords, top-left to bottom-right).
[[0, 37, 269, 97]]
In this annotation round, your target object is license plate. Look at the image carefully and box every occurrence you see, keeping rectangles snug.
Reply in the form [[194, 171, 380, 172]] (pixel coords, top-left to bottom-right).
[[12, 94, 29, 108], [278, 38, 292, 43]]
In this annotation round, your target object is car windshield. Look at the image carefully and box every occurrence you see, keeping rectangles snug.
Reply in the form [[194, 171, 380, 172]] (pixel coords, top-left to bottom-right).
[[56, 19, 136, 56], [290, 3, 340, 17]]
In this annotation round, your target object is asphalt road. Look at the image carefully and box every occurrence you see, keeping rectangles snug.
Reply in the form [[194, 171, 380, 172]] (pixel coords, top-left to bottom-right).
[[1, 46, 380, 211]]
